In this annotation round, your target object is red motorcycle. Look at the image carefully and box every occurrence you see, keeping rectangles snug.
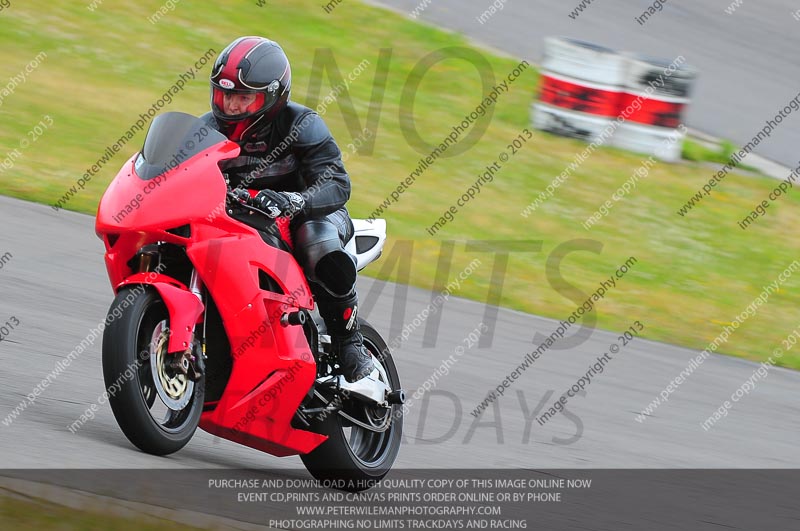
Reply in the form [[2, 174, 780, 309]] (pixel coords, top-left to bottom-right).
[[95, 112, 404, 486]]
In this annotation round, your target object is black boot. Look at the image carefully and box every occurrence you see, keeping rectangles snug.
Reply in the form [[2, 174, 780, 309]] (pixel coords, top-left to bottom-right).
[[316, 290, 374, 382]]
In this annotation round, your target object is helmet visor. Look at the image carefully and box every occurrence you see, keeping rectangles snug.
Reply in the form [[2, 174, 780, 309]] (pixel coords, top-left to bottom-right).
[[211, 87, 276, 121]]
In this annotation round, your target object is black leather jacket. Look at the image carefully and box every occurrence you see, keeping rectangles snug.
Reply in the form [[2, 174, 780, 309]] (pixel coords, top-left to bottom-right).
[[201, 102, 351, 220]]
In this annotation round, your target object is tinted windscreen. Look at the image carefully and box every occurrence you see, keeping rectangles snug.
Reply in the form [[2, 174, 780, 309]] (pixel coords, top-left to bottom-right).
[[134, 112, 227, 180]]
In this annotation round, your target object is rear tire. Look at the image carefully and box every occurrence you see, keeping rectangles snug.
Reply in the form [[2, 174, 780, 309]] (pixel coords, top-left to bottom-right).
[[301, 320, 403, 490], [102, 286, 203, 456]]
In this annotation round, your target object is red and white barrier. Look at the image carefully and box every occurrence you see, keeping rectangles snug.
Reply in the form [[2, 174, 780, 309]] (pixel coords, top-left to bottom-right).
[[533, 38, 626, 143], [614, 55, 696, 161], [533, 37, 696, 161]]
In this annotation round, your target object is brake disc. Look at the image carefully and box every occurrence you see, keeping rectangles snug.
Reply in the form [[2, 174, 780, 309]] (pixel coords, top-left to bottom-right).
[[149, 320, 194, 410]]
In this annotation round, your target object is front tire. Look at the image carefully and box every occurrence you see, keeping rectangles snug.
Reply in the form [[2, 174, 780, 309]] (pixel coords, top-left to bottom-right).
[[102, 286, 203, 456], [301, 320, 403, 490]]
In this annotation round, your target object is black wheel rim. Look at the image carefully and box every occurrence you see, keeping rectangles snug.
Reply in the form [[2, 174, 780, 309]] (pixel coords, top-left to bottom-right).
[[339, 335, 401, 468]]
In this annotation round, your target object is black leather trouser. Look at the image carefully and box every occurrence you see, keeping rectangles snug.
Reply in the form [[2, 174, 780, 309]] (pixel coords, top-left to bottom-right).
[[291, 208, 356, 299]]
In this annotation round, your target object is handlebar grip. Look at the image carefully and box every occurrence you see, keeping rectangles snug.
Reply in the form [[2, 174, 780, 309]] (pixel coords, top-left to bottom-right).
[[228, 188, 254, 205]]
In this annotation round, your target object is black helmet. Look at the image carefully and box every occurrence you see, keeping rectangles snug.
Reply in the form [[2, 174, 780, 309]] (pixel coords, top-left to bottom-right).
[[210, 36, 291, 135]]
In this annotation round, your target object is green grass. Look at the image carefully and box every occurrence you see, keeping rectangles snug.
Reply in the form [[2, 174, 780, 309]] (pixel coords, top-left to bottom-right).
[[0, 494, 203, 530], [1, 0, 799, 369], [682, 138, 757, 171], [683, 138, 734, 165]]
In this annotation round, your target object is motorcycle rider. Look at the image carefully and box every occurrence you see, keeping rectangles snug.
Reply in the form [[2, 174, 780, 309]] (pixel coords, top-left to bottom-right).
[[203, 36, 373, 383]]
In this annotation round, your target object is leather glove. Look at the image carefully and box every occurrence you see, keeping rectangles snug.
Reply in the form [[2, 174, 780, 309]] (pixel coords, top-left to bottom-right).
[[252, 189, 305, 219]]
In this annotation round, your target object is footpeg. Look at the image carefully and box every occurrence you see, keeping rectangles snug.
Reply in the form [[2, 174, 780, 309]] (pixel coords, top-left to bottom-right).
[[327, 369, 389, 405]]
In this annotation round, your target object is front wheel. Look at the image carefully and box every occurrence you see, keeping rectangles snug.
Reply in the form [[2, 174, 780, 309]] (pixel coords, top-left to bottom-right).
[[301, 320, 403, 490], [102, 286, 204, 455]]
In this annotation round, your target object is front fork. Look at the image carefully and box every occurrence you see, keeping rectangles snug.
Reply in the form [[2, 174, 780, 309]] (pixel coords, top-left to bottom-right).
[[127, 248, 207, 380], [189, 268, 203, 302], [180, 269, 207, 382]]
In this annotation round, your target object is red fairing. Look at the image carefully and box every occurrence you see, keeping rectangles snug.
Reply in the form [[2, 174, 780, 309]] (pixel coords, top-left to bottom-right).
[[96, 142, 237, 235], [117, 273, 202, 354], [95, 123, 324, 456]]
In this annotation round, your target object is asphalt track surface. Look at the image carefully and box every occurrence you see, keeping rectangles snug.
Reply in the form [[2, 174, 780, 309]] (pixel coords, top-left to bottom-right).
[[1, 194, 798, 474], [2, 196, 799, 529], [372, 0, 800, 168]]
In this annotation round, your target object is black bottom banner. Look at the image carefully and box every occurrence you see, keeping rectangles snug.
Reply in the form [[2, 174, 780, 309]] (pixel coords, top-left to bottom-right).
[[1, 469, 796, 530]]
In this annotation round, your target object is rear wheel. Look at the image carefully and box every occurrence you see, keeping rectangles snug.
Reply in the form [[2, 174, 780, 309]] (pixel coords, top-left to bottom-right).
[[102, 286, 204, 455], [300, 320, 403, 490]]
